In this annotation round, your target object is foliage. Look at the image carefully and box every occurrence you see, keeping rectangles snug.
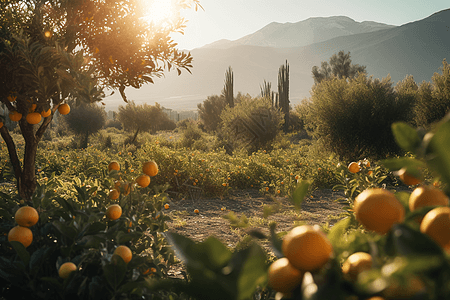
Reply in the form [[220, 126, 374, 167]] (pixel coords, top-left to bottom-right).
[[117, 101, 176, 136], [197, 94, 227, 132], [311, 50, 366, 84], [219, 96, 284, 154], [308, 73, 414, 160], [414, 59, 450, 128], [62, 103, 107, 148], [0, 0, 200, 201]]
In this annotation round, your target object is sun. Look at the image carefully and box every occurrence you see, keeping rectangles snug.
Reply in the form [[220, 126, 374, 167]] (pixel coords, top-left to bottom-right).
[[141, 0, 176, 26]]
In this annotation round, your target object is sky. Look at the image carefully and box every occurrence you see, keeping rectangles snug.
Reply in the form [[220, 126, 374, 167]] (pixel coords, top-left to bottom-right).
[[171, 0, 450, 50]]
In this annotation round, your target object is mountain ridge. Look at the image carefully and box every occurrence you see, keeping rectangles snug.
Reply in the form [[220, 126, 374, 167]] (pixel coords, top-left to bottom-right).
[[105, 9, 450, 112]]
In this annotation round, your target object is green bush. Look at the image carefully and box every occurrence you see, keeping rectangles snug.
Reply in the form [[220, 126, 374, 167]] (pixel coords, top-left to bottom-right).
[[219, 96, 283, 154], [307, 73, 414, 160]]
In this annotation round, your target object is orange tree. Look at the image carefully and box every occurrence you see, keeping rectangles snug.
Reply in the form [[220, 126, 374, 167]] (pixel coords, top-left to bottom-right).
[[0, 0, 200, 201]]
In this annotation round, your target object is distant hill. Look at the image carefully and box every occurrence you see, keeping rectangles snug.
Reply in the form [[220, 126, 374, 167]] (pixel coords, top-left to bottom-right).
[[204, 16, 396, 49], [104, 9, 450, 112]]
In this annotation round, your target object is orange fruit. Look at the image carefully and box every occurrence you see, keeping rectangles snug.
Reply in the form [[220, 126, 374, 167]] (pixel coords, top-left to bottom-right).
[[8, 226, 33, 248], [164, 203, 170, 209], [113, 245, 132, 264], [342, 252, 372, 281], [106, 204, 122, 220], [9, 111, 22, 122], [420, 206, 450, 252], [143, 161, 158, 177], [0, 121, 3, 129], [26, 112, 42, 124], [41, 109, 51, 118], [365, 297, 385, 300], [15, 206, 39, 227], [58, 103, 70, 115], [267, 257, 304, 293], [194, 209, 199, 214], [354, 188, 405, 234], [282, 225, 333, 271], [397, 168, 421, 186], [108, 161, 120, 172], [348, 162, 360, 173], [409, 186, 449, 212], [136, 174, 150, 188], [109, 189, 120, 200], [59, 262, 77, 279]]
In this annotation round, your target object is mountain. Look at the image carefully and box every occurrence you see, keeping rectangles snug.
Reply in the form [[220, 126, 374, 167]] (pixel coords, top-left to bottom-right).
[[104, 9, 450, 112], [204, 16, 396, 49]]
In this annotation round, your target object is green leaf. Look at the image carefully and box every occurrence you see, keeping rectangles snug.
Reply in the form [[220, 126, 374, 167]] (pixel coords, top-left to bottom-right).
[[9, 241, 30, 265], [53, 220, 78, 240], [103, 255, 127, 290], [426, 120, 450, 192], [327, 217, 352, 248], [291, 181, 310, 210], [385, 224, 444, 257], [269, 222, 283, 258], [116, 231, 143, 244], [29, 247, 52, 276], [391, 122, 421, 153], [381, 157, 426, 171], [237, 243, 268, 300]]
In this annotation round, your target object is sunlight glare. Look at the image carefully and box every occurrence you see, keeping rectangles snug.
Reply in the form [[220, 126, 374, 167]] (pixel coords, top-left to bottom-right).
[[142, 0, 175, 26]]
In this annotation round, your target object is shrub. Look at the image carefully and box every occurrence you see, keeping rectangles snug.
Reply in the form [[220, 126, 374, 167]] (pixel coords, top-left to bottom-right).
[[307, 73, 414, 160], [219, 96, 284, 154], [197, 94, 227, 132]]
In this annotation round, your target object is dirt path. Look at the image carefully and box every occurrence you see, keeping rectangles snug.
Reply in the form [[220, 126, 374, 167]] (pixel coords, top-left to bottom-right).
[[165, 188, 348, 250]]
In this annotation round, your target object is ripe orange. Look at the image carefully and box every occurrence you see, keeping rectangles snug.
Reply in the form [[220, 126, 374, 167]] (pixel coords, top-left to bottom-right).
[[8, 226, 33, 248], [136, 174, 150, 188], [409, 186, 449, 212], [0, 121, 3, 129], [58, 103, 70, 115], [420, 206, 450, 252], [109, 189, 120, 200], [354, 188, 405, 234], [15, 206, 39, 227], [342, 252, 372, 281], [282, 225, 333, 271], [106, 204, 122, 220], [41, 109, 52, 118], [164, 203, 170, 209], [59, 262, 77, 279], [194, 209, 199, 214], [108, 161, 120, 172], [397, 168, 421, 186], [9, 111, 22, 122], [267, 257, 304, 293], [26, 112, 42, 124], [365, 297, 385, 300], [113, 245, 132, 264], [348, 162, 360, 173], [143, 161, 158, 177]]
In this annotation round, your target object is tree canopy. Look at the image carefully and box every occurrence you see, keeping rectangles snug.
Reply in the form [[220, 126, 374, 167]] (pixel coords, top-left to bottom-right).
[[311, 51, 366, 84], [0, 0, 200, 200]]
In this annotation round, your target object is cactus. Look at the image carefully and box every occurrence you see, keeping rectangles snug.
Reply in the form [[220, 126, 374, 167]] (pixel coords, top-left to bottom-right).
[[260, 80, 279, 108], [222, 66, 234, 108], [278, 60, 290, 132]]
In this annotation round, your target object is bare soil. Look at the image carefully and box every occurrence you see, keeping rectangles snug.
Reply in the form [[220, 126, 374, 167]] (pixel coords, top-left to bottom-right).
[[165, 188, 347, 250]]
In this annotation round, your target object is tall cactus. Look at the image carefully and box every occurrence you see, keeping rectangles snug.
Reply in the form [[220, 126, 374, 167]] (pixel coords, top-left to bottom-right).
[[278, 60, 290, 132], [222, 66, 234, 108], [260, 80, 278, 108]]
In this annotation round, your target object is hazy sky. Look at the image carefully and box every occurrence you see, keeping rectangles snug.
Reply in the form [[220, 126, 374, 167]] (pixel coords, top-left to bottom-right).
[[172, 0, 450, 50]]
